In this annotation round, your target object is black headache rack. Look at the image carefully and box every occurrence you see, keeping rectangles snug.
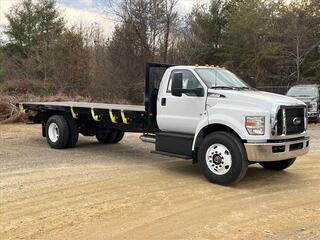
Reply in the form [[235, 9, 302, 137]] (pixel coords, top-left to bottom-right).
[[18, 62, 176, 134], [144, 62, 176, 131]]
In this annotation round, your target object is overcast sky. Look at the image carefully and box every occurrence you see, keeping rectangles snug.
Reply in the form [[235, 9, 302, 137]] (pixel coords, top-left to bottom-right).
[[0, 0, 209, 37]]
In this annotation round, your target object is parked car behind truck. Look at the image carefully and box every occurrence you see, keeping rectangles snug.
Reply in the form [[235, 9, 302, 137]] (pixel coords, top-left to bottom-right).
[[287, 84, 320, 123], [19, 63, 310, 185]]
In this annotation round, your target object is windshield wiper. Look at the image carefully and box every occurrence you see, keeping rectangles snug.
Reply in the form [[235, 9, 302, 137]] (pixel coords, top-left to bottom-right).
[[297, 95, 312, 97], [211, 86, 250, 90], [235, 87, 250, 90], [210, 86, 236, 90]]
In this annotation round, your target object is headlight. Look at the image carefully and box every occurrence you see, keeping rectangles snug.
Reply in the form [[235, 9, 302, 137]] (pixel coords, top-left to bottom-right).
[[310, 102, 317, 112], [245, 116, 265, 135]]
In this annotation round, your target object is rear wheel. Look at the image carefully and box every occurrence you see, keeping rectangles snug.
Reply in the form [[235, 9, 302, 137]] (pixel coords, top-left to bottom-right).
[[113, 130, 125, 143], [96, 131, 117, 144], [259, 158, 296, 171], [65, 116, 79, 148], [46, 115, 70, 149], [198, 132, 248, 185]]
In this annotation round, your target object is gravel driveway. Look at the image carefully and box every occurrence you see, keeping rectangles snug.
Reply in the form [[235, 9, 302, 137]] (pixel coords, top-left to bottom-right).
[[0, 124, 319, 240]]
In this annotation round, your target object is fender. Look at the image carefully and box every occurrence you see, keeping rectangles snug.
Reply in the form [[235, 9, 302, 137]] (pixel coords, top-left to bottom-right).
[[192, 114, 209, 151], [192, 105, 269, 151], [192, 120, 243, 151]]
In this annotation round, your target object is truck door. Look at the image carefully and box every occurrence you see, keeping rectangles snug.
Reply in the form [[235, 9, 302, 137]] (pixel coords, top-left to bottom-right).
[[157, 69, 207, 134]]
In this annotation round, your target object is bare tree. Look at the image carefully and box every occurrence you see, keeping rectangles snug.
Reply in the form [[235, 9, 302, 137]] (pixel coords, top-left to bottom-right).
[[163, 0, 178, 62], [280, 0, 320, 83]]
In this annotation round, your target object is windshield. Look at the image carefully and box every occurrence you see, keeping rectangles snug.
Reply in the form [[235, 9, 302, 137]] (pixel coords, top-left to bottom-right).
[[287, 87, 317, 97], [195, 68, 249, 89]]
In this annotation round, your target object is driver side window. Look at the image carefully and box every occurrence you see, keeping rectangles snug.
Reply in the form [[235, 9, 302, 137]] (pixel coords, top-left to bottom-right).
[[167, 70, 202, 95]]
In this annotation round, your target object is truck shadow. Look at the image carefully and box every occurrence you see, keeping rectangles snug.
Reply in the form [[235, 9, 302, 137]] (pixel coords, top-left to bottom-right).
[[162, 162, 302, 190], [145, 144, 303, 189], [238, 166, 301, 188]]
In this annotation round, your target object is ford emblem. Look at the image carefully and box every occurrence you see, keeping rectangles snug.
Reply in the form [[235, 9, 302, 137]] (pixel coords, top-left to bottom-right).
[[293, 117, 302, 125]]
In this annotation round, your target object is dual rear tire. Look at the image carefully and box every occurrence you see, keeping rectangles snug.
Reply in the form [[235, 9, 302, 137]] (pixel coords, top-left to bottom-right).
[[96, 130, 125, 144], [46, 115, 125, 149], [46, 115, 78, 149]]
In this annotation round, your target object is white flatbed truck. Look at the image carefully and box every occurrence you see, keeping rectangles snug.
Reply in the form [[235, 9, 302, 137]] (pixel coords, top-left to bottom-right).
[[19, 62, 310, 185]]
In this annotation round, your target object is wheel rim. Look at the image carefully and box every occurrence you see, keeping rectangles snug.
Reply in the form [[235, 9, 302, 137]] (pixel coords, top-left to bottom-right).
[[205, 143, 232, 175], [48, 122, 59, 143]]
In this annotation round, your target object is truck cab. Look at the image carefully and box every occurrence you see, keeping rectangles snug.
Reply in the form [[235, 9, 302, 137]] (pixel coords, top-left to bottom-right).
[[154, 65, 309, 184], [287, 84, 320, 123]]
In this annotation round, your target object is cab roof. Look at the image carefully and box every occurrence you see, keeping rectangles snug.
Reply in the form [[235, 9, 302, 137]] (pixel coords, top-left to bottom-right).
[[290, 84, 319, 88], [169, 65, 225, 71]]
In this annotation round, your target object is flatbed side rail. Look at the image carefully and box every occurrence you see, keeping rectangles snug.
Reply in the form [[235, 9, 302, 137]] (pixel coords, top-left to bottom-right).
[[19, 103, 146, 133]]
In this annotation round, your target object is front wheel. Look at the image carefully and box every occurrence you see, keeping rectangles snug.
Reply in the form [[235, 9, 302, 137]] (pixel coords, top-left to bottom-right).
[[198, 132, 248, 185], [259, 158, 296, 171]]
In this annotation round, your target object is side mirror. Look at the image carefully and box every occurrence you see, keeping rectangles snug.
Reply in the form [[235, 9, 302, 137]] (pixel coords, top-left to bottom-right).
[[248, 77, 257, 88], [195, 87, 204, 97], [172, 73, 183, 97]]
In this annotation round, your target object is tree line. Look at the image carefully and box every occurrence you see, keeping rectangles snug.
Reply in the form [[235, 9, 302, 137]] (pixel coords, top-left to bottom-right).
[[0, 0, 319, 104]]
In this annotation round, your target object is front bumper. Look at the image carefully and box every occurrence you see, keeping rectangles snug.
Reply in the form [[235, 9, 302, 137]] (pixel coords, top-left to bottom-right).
[[308, 111, 319, 119], [245, 137, 310, 162]]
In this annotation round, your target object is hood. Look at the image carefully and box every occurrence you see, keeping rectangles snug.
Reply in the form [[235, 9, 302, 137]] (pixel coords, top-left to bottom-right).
[[289, 96, 317, 103], [208, 89, 305, 112]]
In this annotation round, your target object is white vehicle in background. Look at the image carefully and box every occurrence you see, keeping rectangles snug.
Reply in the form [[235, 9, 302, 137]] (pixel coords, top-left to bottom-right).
[[287, 84, 320, 123], [19, 63, 310, 185]]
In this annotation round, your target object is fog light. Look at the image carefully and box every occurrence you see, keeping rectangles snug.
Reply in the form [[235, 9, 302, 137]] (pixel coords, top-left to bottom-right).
[[272, 146, 285, 153]]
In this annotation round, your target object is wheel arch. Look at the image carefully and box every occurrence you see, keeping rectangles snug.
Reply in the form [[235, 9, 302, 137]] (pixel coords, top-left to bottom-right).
[[192, 123, 244, 163]]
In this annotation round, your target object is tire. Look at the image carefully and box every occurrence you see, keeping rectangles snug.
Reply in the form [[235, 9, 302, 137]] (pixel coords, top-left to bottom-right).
[[96, 131, 117, 144], [198, 132, 248, 185], [113, 130, 125, 143], [80, 129, 95, 137], [259, 158, 296, 171], [46, 115, 70, 149], [65, 116, 79, 148]]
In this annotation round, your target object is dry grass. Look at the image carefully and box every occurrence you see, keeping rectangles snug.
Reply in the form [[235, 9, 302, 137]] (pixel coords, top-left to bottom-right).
[[0, 96, 23, 124], [0, 94, 92, 124]]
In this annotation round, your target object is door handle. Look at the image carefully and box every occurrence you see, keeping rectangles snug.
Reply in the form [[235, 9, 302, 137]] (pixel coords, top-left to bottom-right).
[[161, 98, 166, 106]]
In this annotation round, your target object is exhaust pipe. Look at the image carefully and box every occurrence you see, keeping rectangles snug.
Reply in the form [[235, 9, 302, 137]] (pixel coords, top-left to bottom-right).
[[139, 134, 156, 143]]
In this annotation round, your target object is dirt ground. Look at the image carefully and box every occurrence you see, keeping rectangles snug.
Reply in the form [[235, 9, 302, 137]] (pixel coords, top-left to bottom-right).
[[0, 124, 319, 240]]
